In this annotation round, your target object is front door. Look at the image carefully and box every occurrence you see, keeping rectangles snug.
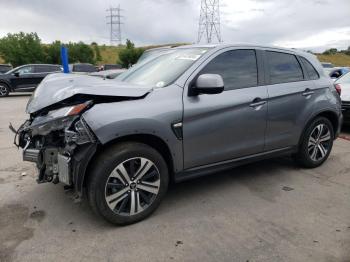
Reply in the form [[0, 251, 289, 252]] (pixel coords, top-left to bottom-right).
[[183, 49, 268, 169], [11, 65, 37, 91]]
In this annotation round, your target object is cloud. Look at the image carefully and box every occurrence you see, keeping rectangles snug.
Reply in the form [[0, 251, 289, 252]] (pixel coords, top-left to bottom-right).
[[0, 0, 349, 51]]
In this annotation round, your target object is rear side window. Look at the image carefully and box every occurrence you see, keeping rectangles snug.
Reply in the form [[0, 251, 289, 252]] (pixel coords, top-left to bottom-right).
[[35, 65, 61, 73], [200, 49, 258, 91], [267, 51, 303, 84], [300, 57, 319, 80]]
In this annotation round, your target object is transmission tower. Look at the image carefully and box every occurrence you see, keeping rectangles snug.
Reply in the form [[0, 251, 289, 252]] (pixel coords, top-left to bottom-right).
[[106, 5, 123, 45], [197, 0, 222, 43]]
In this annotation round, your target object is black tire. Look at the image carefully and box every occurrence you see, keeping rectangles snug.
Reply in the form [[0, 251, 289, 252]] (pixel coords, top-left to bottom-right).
[[87, 142, 169, 225], [0, 82, 10, 97], [295, 117, 334, 168]]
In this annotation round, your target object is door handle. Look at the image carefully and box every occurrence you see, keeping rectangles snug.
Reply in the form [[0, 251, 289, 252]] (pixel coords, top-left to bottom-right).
[[249, 98, 267, 108], [302, 89, 314, 96]]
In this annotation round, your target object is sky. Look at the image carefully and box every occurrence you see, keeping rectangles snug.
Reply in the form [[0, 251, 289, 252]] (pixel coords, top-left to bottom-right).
[[0, 0, 349, 52]]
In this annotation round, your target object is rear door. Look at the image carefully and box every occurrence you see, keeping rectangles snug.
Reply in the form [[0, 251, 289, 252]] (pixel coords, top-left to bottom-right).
[[264, 51, 317, 150], [183, 49, 268, 169], [33, 65, 61, 86]]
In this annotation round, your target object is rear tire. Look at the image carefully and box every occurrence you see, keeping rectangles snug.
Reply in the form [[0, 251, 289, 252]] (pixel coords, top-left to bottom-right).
[[0, 83, 9, 97], [295, 117, 334, 168], [87, 142, 169, 225]]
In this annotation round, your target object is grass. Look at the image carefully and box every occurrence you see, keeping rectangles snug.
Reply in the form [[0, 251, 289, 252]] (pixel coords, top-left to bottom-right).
[[316, 53, 350, 67]]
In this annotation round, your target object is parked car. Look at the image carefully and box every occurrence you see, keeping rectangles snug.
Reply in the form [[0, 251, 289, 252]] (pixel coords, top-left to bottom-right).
[[0, 64, 61, 97], [99, 64, 123, 71], [90, 69, 127, 79], [0, 64, 13, 74], [14, 44, 342, 225], [69, 63, 97, 73], [329, 67, 350, 80], [321, 62, 335, 75], [321, 62, 334, 69], [334, 72, 350, 124]]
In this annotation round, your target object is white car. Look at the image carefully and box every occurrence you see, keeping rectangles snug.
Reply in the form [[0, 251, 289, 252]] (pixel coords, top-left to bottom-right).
[[335, 72, 350, 124]]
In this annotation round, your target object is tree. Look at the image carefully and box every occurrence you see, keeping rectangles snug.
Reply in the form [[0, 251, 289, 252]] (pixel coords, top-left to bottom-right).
[[0, 32, 45, 67], [323, 48, 338, 55], [43, 40, 62, 64], [66, 42, 95, 64], [118, 39, 144, 68], [91, 42, 102, 63]]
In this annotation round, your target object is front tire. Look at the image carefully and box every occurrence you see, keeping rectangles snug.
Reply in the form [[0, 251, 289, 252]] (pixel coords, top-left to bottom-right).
[[87, 142, 169, 225], [295, 117, 334, 168], [0, 83, 9, 97]]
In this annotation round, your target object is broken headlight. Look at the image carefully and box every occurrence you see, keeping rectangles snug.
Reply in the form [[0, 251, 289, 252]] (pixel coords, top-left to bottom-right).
[[29, 102, 92, 136]]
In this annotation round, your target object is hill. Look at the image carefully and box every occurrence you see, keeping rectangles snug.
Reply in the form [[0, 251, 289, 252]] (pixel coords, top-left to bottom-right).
[[1, 44, 350, 67]]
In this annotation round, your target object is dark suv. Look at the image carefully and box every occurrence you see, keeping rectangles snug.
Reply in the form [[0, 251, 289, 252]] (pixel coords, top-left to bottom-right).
[[0, 64, 61, 97], [15, 44, 342, 225]]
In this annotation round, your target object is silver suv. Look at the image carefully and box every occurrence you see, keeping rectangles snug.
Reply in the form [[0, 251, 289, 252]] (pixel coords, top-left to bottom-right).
[[15, 44, 342, 225]]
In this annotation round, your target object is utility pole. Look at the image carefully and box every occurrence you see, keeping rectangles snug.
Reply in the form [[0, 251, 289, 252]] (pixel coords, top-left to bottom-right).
[[197, 0, 222, 43], [106, 5, 123, 45]]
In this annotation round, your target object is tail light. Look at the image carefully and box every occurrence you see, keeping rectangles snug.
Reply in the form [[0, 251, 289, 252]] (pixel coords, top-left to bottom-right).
[[334, 83, 341, 96]]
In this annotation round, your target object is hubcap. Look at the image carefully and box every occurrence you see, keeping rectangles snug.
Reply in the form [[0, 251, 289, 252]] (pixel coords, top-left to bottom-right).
[[105, 157, 160, 216], [0, 85, 8, 96], [308, 123, 331, 162]]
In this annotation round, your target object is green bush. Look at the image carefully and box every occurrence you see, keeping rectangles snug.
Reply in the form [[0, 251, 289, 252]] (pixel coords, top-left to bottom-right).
[[0, 32, 46, 67], [118, 39, 144, 68]]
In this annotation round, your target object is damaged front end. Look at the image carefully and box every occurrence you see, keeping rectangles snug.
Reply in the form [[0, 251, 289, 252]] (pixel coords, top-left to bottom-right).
[[14, 101, 98, 200]]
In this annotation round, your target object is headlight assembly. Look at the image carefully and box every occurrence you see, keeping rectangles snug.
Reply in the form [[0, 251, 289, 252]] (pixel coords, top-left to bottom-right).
[[28, 101, 92, 136]]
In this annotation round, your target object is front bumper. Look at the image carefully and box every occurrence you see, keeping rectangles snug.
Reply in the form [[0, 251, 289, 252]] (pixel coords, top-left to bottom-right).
[[19, 117, 98, 199]]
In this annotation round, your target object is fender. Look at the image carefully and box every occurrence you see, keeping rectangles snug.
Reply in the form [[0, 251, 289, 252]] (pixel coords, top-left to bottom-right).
[[82, 85, 184, 173]]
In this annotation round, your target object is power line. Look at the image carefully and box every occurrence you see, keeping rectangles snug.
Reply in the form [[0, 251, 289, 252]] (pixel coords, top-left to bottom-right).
[[106, 5, 123, 45], [197, 0, 222, 43]]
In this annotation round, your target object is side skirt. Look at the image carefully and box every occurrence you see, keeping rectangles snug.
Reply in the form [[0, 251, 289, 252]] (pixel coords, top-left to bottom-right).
[[174, 147, 296, 183]]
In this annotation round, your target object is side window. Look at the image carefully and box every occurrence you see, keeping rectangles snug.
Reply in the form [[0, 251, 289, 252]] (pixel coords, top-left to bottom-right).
[[17, 66, 34, 74], [200, 49, 258, 90], [300, 57, 319, 80], [35, 65, 60, 73], [267, 51, 304, 84]]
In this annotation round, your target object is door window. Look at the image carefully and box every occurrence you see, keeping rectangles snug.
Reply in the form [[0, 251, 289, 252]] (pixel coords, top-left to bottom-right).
[[200, 49, 258, 90], [300, 57, 319, 80], [17, 66, 34, 74], [267, 51, 303, 84], [34, 65, 61, 73]]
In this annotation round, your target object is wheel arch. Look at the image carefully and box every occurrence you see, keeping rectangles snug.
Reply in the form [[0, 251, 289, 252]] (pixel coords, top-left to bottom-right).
[[298, 109, 340, 147], [0, 80, 11, 92], [82, 133, 175, 190]]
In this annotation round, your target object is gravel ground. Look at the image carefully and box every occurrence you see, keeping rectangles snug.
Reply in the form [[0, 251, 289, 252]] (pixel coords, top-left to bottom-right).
[[0, 94, 350, 262]]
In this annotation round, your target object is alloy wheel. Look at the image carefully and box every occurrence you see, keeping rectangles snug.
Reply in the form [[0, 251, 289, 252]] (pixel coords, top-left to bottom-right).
[[104, 157, 161, 216], [0, 85, 8, 96], [308, 123, 331, 162]]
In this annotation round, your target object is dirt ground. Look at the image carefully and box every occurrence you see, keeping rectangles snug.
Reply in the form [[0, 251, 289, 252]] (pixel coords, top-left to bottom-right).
[[1, 94, 350, 262]]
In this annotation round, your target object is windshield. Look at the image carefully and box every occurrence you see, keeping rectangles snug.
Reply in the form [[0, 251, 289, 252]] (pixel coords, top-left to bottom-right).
[[117, 48, 210, 87]]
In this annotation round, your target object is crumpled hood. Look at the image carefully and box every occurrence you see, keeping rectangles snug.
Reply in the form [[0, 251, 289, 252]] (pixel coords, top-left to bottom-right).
[[26, 73, 153, 114]]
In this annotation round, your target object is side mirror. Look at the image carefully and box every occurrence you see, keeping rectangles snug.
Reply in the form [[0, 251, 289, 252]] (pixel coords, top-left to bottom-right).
[[190, 74, 224, 96], [13, 72, 20, 77]]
